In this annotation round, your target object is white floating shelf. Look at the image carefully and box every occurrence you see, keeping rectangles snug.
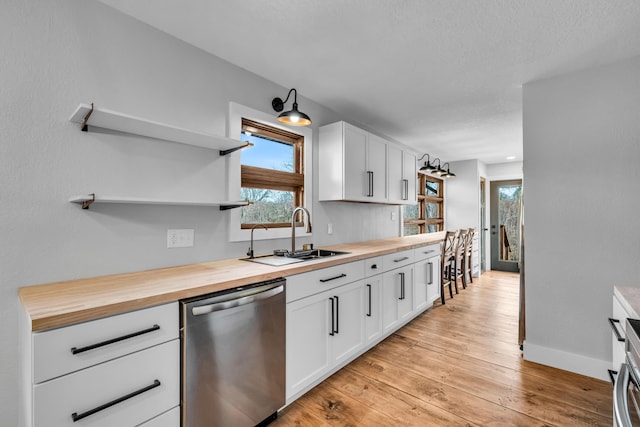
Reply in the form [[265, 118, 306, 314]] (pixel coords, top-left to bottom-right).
[[69, 194, 249, 211], [69, 103, 251, 154]]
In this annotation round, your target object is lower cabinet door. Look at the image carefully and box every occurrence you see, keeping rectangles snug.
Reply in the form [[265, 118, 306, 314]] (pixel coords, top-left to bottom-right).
[[413, 259, 430, 312], [286, 292, 332, 400], [397, 266, 414, 323], [33, 339, 179, 427], [364, 277, 382, 344], [331, 280, 365, 365], [427, 256, 441, 305]]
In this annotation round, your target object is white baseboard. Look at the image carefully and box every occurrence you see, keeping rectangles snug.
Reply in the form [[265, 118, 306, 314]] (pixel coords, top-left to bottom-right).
[[523, 341, 611, 381]]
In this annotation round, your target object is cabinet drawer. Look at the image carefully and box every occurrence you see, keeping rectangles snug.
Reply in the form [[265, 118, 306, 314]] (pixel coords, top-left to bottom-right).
[[414, 244, 440, 262], [34, 339, 179, 427], [382, 249, 414, 271], [33, 303, 178, 383], [286, 261, 365, 302], [364, 257, 383, 277]]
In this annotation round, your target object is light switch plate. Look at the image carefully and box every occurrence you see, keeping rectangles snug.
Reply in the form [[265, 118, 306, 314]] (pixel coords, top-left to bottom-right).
[[167, 229, 194, 248]]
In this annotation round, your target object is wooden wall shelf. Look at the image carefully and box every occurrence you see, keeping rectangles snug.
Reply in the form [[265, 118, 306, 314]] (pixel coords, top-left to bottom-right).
[[69, 194, 249, 211], [69, 103, 251, 154]]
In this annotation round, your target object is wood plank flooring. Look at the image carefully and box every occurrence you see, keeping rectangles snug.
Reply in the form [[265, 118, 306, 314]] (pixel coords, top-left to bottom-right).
[[274, 271, 613, 426]]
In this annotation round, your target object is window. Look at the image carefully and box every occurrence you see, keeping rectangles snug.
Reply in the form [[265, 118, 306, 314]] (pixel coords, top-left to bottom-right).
[[240, 118, 305, 228], [403, 174, 444, 235]]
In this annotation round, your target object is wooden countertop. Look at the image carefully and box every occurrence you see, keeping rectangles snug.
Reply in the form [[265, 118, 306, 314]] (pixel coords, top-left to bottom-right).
[[19, 232, 445, 331], [615, 286, 640, 319]]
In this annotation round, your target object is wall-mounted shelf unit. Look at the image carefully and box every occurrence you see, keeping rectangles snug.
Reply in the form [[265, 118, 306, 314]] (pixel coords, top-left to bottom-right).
[[69, 194, 249, 211], [69, 103, 251, 155]]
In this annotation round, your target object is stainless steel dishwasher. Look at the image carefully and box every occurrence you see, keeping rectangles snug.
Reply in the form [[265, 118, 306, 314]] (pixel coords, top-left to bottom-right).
[[180, 278, 285, 427]]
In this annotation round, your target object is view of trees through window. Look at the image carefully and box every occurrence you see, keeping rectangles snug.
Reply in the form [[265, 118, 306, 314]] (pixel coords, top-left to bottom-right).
[[239, 119, 304, 228], [403, 174, 444, 235], [498, 185, 522, 261]]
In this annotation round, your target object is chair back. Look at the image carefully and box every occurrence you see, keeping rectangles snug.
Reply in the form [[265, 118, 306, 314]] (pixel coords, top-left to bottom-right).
[[455, 229, 469, 258]]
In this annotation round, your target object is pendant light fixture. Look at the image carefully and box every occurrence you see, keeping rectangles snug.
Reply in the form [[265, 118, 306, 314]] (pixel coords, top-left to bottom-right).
[[440, 162, 456, 178], [418, 154, 455, 178], [418, 154, 437, 173], [271, 88, 312, 126]]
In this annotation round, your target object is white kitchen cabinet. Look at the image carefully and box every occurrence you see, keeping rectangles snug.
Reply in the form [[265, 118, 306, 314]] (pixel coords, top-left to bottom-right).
[[364, 276, 382, 345], [286, 279, 366, 402], [286, 290, 333, 399], [33, 340, 179, 427], [319, 121, 387, 203], [382, 265, 414, 335], [414, 255, 441, 312], [26, 303, 180, 427], [387, 144, 417, 205]]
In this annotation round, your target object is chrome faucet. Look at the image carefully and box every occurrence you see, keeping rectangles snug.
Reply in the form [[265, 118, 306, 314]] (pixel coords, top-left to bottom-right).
[[290, 206, 312, 254], [247, 224, 268, 259]]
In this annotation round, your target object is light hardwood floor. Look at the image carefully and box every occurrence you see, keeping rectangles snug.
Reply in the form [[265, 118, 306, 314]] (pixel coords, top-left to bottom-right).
[[274, 271, 612, 426]]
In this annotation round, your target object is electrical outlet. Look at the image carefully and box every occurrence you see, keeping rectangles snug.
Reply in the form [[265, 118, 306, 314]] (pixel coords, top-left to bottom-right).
[[167, 229, 194, 248], [391, 211, 397, 221], [327, 223, 333, 235]]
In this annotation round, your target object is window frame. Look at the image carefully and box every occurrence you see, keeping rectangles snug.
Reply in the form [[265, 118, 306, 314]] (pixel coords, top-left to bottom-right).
[[227, 102, 312, 243], [240, 118, 305, 229], [403, 173, 445, 235]]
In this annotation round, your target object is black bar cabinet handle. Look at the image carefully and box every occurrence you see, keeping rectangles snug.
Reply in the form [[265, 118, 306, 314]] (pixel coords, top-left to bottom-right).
[[428, 262, 433, 285], [609, 369, 618, 386], [70, 324, 160, 355], [609, 318, 625, 342], [394, 257, 409, 263], [366, 284, 372, 317], [329, 298, 335, 336], [71, 379, 161, 422], [399, 272, 405, 300], [320, 273, 347, 283], [403, 179, 408, 200], [335, 296, 339, 334], [367, 171, 373, 197]]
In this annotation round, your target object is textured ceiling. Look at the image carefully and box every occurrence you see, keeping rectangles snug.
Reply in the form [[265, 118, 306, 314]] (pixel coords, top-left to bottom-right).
[[98, 0, 640, 164]]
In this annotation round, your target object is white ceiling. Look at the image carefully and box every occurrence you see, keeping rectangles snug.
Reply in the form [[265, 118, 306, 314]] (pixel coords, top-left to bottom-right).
[[98, 0, 640, 164]]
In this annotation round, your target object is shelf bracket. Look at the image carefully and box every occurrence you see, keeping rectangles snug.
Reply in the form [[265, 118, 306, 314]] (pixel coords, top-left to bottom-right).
[[219, 142, 253, 156], [219, 201, 251, 211], [81, 193, 95, 209], [80, 103, 94, 132]]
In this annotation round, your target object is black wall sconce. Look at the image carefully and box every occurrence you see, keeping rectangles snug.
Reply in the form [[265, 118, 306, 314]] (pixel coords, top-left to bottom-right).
[[418, 154, 455, 178], [272, 88, 312, 126]]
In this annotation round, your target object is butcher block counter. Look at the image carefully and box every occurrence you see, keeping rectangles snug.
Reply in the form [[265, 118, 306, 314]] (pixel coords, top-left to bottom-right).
[[19, 232, 445, 331]]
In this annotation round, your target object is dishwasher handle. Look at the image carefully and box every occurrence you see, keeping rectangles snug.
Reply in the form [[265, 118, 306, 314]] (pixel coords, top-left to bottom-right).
[[192, 283, 284, 316]]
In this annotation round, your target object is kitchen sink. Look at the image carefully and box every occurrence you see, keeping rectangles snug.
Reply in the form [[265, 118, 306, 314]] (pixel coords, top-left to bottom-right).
[[242, 249, 350, 266]]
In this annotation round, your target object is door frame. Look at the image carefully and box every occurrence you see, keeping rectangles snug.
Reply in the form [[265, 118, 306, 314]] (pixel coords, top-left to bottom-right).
[[490, 179, 522, 272]]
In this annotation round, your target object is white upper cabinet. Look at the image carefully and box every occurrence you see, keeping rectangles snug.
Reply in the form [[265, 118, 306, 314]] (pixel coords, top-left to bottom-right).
[[319, 121, 416, 205], [387, 145, 417, 205], [320, 121, 387, 203]]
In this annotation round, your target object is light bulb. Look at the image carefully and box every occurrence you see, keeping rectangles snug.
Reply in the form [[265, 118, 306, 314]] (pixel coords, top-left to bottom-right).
[[289, 115, 300, 123]]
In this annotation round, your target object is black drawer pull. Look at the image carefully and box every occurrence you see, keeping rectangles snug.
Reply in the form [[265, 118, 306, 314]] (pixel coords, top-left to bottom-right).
[[71, 324, 160, 355], [609, 318, 625, 342], [608, 369, 618, 386], [335, 295, 339, 334], [71, 379, 161, 422], [370, 264, 378, 270], [394, 256, 409, 263], [320, 273, 347, 283], [366, 284, 372, 317]]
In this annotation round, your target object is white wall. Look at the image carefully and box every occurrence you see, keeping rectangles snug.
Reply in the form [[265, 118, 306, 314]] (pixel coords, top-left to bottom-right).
[[445, 159, 481, 231], [523, 55, 640, 379], [487, 161, 523, 181], [0, 2, 400, 425]]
